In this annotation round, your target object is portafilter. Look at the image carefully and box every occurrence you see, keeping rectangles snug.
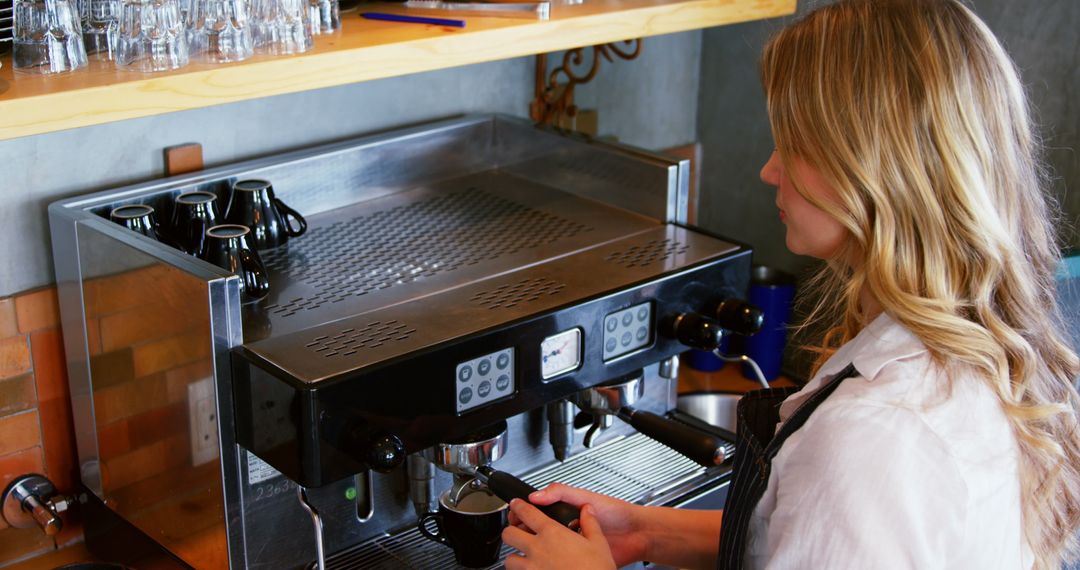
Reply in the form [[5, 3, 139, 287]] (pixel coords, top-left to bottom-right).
[[428, 421, 580, 528], [573, 372, 727, 466]]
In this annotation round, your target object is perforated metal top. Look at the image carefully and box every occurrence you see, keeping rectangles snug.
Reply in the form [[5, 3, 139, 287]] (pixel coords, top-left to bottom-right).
[[249, 171, 661, 339], [259, 181, 594, 322], [244, 210, 738, 384]]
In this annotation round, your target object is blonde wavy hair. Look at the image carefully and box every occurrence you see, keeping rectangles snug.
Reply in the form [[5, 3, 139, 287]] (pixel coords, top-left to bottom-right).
[[760, 0, 1080, 567]]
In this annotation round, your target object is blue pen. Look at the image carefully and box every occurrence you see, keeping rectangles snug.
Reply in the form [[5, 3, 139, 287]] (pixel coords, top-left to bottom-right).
[[361, 11, 466, 28]]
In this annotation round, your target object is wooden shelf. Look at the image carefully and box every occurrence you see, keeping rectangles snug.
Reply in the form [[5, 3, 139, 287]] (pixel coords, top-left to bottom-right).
[[0, 0, 794, 141]]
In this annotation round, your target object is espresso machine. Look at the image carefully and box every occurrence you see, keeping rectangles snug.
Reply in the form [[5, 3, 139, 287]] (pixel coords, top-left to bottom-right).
[[49, 115, 756, 569]]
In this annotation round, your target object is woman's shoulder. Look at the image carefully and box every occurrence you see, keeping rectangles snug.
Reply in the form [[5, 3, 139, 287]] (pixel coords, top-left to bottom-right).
[[808, 345, 1017, 475]]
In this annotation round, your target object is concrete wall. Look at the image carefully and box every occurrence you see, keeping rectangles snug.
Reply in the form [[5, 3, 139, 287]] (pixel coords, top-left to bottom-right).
[[695, 0, 1080, 277], [1, 30, 703, 298]]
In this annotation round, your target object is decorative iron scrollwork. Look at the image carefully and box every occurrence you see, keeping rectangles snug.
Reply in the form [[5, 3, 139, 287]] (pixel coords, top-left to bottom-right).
[[530, 39, 643, 129]]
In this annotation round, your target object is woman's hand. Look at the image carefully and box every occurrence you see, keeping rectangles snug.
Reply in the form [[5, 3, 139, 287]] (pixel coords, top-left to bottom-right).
[[506, 483, 649, 567], [502, 500, 615, 570]]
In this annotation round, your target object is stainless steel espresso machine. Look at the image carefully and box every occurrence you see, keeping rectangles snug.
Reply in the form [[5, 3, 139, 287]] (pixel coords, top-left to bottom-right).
[[49, 115, 756, 569]]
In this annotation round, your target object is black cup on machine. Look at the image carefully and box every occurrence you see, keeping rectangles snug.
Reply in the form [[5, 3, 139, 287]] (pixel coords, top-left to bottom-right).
[[109, 204, 162, 240], [200, 224, 271, 303], [224, 179, 307, 250], [170, 191, 220, 256], [419, 490, 508, 568]]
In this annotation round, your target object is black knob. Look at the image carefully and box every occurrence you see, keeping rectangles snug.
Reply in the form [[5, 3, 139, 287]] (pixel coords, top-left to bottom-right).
[[714, 299, 764, 336], [367, 433, 406, 472], [668, 313, 725, 351]]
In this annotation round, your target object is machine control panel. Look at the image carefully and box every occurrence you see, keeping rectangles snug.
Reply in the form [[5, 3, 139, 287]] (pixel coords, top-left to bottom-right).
[[603, 302, 653, 361], [455, 348, 515, 414]]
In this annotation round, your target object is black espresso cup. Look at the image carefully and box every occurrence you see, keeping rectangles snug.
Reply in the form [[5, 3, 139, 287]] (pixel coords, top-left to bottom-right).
[[419, 490, 508, 568], [109, 204, 162, 240], [224, 179, 307, 250], [200, 224, 271, 303], [171, 190, 220, 256]]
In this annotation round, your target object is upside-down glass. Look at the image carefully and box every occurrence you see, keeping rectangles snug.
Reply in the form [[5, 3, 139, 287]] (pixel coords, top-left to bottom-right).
[[304, 0, 337, 35], [252, 0, 310, 55], [13, 0, 88, 74], [116, 0, 189, 71], [186, 0, 252, 62], [79, 0, 120, 58]]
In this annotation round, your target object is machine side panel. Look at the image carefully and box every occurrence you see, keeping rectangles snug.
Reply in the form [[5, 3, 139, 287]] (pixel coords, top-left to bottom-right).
[[74, 219, 234, 569]]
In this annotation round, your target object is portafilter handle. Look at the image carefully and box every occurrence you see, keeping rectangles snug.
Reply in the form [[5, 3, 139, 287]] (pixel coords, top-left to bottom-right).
[[616, 407, 726, 466], [576, 374, 726, 467], [474, 466, 580, 528]]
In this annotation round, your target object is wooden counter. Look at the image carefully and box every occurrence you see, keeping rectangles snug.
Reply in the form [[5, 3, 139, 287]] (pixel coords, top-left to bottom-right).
[[0, 0, 795, 141], [679, 362, 797, 394]]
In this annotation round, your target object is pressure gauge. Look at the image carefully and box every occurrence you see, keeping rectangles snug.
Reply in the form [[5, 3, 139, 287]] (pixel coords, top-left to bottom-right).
[[540, 328, 582, 380]]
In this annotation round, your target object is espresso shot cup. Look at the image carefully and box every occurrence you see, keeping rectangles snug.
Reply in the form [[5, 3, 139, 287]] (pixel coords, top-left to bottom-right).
[[171, 190, 220, 256], [200, 224, 271, 303], [224, 179, 307, 250], [418, 490, 508, 568], [109, 204, 161, 239]]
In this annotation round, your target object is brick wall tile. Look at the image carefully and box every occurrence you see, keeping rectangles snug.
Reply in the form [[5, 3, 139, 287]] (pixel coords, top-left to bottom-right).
[[0, 514, 54, 558], [86, 317, 103, 357], [0, 411, 41, 458], [132, 331, 211, 379], [0, 298, 16, 339], [0, 374, 37, 416], [97, 418, 131, 460], [100, 303, 202, 354], [89, 347, 135, 391], [109, 461, 220, 515], [165, 361, 214, 402], [38, 398, 77, 493], [30, 329, 68, 403], [102, 434, 189, 490], [127, 403, 188, 451], [93, 373, 170, 425], [0, 447, 45, 531], [0, 336, 31, 381], [83, 267, 168, 319], [14, 289, 60, 334]]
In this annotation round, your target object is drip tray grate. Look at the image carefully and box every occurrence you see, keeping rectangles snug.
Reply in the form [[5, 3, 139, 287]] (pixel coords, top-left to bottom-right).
[[324, 433, 725, 570]]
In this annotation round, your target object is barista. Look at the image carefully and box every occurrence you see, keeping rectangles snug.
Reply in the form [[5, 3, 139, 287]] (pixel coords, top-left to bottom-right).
[[500, 1, 1080, 568]]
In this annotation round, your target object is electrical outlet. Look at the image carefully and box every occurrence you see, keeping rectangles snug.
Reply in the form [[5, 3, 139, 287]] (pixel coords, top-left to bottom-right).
[[188, 377, 219, 467]]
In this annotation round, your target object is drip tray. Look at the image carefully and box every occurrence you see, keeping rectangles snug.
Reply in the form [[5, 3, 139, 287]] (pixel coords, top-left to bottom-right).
[[324, 433, 730, 570]]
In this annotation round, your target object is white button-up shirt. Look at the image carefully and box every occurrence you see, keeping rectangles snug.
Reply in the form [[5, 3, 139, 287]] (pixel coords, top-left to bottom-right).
[[746, 313, 1033, 569]]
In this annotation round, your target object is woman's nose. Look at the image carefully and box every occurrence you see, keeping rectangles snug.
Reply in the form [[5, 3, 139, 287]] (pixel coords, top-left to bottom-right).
[[760, 151, 781, 187]]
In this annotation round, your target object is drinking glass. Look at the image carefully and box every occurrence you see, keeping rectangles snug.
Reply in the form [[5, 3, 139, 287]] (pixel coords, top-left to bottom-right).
[[252, 0, 310, 55], [79, 0, 120, 59], [186, 0, 252, 62], [304, 0, 336, 35], [13, 0, 88, 74], [115, 0, 188, 71]]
